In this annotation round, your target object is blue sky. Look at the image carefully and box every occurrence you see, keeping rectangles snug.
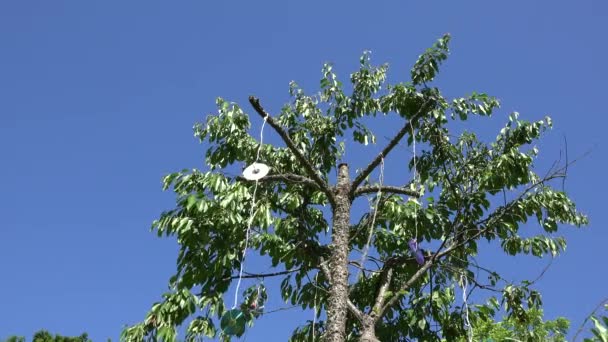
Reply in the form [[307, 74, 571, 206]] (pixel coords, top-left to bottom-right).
[[1, 1, 606, 341]]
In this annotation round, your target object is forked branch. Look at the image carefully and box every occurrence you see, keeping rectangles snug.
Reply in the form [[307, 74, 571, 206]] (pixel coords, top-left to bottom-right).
[[249, 96, 335, 206], [350, 100, 431, 194]]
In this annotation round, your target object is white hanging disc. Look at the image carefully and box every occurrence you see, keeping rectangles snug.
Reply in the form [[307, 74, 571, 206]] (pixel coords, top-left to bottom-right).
[[242, 162, 270, 181]]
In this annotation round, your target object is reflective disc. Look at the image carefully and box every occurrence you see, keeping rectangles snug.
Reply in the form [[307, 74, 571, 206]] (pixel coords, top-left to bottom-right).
[[242, 162, 270, 181]]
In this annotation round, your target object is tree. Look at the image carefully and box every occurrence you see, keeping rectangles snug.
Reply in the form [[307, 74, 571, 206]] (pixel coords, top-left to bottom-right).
[[461, 306, 569, 341], [2, 330, 91, 342], [32, 330, 91, 342], [122, 34, 587, 341], [2, 337, 25, 342]]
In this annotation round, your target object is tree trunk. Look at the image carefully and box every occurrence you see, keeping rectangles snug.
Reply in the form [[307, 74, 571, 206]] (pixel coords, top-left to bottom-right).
[[325, 163, 351, 342], [358, 315, 380, 342]]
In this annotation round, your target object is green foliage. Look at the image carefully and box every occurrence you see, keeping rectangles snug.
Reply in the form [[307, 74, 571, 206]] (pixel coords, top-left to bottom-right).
[[411, 33, 451, 85], [2, 331, 91, 342], [453, 303, 569, 341], [583, 304, 608, 342], [122, 35, 588, 341], [32, 331, 91, 342], [2, 337, 25, 342]]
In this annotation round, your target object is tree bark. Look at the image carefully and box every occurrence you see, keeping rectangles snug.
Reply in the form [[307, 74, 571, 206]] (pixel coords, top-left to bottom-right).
[[325, 163, 352, 342], [358, 316, 380, 342]]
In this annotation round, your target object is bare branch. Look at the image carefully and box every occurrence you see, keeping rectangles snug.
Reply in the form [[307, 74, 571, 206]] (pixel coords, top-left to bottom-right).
[[350, 100, 430, 194], [348, 260, 381, 274], [224, 268, 301, 281], [354, 185, 420, 198], [370, 268, 394, 317], [249, 96, 336, 206], [378, 256, 436, 316], [318, 256, 332, 283], [347, 300, 365, 323], [237, 173, 319, 189], [374, 231, 463, 319]]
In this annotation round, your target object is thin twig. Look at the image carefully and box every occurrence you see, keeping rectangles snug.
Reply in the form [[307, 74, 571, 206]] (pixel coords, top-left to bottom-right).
[[224, 268, 301, 281], [562, 134, 568, 192], [264, 305, 300, 314]]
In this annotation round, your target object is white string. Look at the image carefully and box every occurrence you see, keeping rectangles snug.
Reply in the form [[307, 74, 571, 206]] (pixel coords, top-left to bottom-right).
[[461, 273, 473, 342], [255, 118, 267, 162], [356, 157, 384, 279], [312, 301, 316, 341], [312, 274, 318, 341], [233, 117, 267, 308]]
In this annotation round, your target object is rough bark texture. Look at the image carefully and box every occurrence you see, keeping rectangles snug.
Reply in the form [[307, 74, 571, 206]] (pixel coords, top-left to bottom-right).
[[325, 163, 351, 342], [358, 316, 380, 342], [358, 267, 393, 341]]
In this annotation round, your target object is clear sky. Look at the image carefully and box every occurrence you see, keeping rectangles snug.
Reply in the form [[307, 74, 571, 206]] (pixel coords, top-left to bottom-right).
[[1, 1, 606, 341]]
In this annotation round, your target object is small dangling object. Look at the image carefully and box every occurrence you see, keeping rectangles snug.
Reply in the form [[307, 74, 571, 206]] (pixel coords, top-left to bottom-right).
[[220, 309, 246, 336], [408, 239, 425, 265], [242, 162, 270, 181]]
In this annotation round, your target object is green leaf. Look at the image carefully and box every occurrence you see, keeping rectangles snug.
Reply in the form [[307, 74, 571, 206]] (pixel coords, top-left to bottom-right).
[[411, 33, 451, 85]]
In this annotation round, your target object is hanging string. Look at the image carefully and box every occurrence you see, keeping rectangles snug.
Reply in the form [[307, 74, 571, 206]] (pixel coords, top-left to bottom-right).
[[233, 116, 268, 309], [312, 301, 317, 341], [356, 157, 384, 279], [312, 273, 318, 342], [255, 118, 267, 163], [461, 273, 473, 342]]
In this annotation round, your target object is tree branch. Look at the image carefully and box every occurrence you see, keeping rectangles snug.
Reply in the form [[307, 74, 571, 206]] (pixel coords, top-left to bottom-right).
[[370, 268, 394, 317], [353, 185, 420, 198], [224, 268, 301, 281], [369, 144, 584, 323], [350, 100, 430, 194], [318, 256, 332, 284], [375, 168, 567, 317], [378, 242, 457, 317], [237, 173, 319, 189], [347, 301, 365, 323], [248, 96, 335, 206]]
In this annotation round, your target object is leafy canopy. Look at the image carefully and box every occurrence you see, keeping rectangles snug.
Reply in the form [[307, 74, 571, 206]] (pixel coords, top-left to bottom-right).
[[122, 34, 587, 341], [2, 330, 91, 342]]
